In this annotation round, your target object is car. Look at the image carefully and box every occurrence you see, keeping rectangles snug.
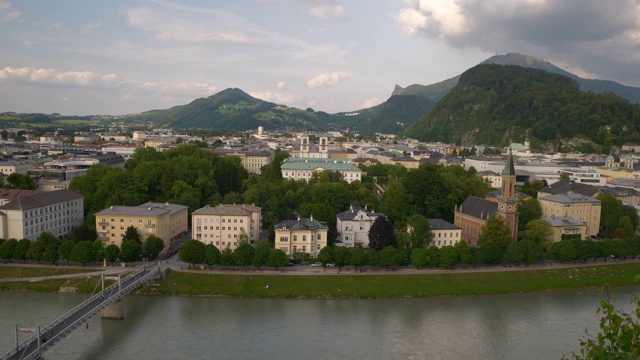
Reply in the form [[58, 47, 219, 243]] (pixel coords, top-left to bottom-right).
[[326, 263, 335, 267], [310, 262, 322, 267]]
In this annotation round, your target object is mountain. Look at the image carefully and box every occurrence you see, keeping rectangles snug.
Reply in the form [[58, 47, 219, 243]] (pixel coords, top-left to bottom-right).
[[390, 53, 640, 105], [119, 88, 331, 131], [404, 64, 640, 151], [332, 95, 435, 134]]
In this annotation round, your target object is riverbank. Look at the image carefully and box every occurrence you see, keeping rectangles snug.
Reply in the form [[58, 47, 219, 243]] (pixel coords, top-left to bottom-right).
[[2, 262, 639, 298]]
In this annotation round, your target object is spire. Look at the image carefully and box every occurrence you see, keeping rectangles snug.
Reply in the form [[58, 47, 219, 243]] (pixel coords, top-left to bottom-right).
[[502, 147, 515, 176]]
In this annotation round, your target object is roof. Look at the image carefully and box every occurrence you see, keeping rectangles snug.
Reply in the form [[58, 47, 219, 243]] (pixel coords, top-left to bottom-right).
[[192, 204, 261, 216], [538, 191, 600, 204], [0, 189, 39, 202], [544, 216, 585, 227], [0, 189, 82, 211], [503, 148, 515, 175], [337, 204, 385, 221], [275, 217, 328, 231], [538, 181, 598, 197], [95, 202, 187, 217], [280, 158, 360, 171], [458, 196, 498, 220], [428, 218, 460, 230]]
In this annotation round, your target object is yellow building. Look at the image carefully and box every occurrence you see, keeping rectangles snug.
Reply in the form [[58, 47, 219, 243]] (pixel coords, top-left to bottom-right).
[[538, 192, 600, 237], [192, 204, 262, 251], [95, 202, 188, 247], [274, 217, 328, 258], [427, 219, 462, 248], [544, 216, 588, 242]]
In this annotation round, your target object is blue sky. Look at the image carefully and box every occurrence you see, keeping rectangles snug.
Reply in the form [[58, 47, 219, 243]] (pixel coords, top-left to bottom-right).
[[0, 0, 639, 115]]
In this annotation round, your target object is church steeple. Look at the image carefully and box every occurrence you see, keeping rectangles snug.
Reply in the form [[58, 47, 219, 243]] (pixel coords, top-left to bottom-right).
[[497, 146, 518, 240], [503, 147, 515, 176]]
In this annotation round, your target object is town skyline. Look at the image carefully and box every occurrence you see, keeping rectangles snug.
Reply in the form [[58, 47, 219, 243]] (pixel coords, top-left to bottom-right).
[[1, 0, 639, 116]]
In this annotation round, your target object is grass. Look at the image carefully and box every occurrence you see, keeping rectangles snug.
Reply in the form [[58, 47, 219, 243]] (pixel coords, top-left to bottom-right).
[[143, 262, 640, 298], [0, 265, 98, 279], [0, 275, 108, 293]]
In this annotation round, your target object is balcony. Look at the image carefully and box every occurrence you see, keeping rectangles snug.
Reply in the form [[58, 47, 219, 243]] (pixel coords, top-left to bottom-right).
[[145, 223, 156, 228], [98, 221, 108, 226], [97, 228, 108, 233]]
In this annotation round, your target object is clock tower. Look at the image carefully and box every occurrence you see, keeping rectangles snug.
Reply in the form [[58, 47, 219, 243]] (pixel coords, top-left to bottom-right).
[[497, 147, 518, 240]]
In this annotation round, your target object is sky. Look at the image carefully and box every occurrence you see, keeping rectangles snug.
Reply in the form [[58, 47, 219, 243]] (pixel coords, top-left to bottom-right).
[[0, 0, 639, 116]]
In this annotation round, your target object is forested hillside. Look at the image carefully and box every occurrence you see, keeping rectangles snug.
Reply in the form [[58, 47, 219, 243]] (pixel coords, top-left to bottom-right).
[[404, 64, 640, 151]]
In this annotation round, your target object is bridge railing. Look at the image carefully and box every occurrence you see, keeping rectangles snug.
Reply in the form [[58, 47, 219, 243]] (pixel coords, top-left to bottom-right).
[[0, 267, 151, 360]]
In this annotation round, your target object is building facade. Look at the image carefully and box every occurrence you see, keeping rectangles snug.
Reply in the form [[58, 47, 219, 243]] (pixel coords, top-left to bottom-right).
[[273, 217, 328, 258], [544, 216, 588, 242], [95, 202, 188, 247], [538, 192, 601, 237], [281, 158, 362, 183], [192, 204, 262, 251], [428, 219, 462, 248], [336, 202, 385, 247], [0, 161, 31, 176], [0, 189, 84, 241], [213, 149, 275, 174]]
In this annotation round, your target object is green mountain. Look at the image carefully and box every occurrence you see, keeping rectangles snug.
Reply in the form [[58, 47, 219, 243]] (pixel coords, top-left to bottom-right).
[[119, 88, 331, 131], [404, 64, 640, 151], [391, 53, 640, 105], [332, 95, 435, 134]]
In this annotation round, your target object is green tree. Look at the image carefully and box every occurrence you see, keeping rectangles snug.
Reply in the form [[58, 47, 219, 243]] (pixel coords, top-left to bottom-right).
[[251, 245, 270, 269], [104, 244, 120, 263], [407, 214, 433, 249], [0, 239, 17, 261], [379, 181, 413, 227], [5, 173, 36, 190], [478, 242, 503, 265], [142, 235, 165, 260], [204, 244, 221, 269], [267, 249, 289, 269], [73, 224, 98, 243], [519, 219, 553, 249], [349, 247, 367, 269], [92, 240, 104, 262], [318, 246, 334, 267], [368, 216, 397, 250], [220, 247, 234, 266], [478, 214, 514, 251], [378, 246, 403, 269], [43, 244, 59, 264], [618, 216, 635, 239], [13, 239, 31, 262], [233, 242, 255, 270], [517, 198, 542, 231], [26, 240, 46, 263], [37, 232, 57, 247], [123, 226, 141, 245], [551, 240, 578, 262], [179, 239, 205, 267], [410, 248, 428, 269], [455, 240, 474, 265], [425, 246, 441, 267], [119, 240, 142, 262], [69, 241, 95, 265], [439, 246, 459, 268], [57, 239, 74, 264], [332, 246, 350, 270]]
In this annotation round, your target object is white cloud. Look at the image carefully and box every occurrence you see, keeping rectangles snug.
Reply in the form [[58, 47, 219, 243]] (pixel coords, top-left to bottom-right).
[[306, 71, 352, 88], [307, 5, 347, 21], [361, 97, 383, 108], [82, 22, 101, 34], [394, 0, 467, 37], [250, 91, 301, 104], [0, 1, 10, 11], [3, 11, 21, 21], [275, 81, 286, 90], [0, 66, 94, 86]]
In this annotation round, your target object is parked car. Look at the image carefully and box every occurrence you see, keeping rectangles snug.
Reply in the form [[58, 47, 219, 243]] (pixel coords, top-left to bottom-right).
[[310, 262, 322, 267], [326, 263, 335, 267]]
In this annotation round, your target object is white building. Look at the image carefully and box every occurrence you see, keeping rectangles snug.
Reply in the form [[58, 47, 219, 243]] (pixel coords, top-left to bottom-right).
[[281, 158, 362, 183], [0, 189, 84, 240], [428, 219, 462, 248], [192, 204, 262, 251], [336, 202, 385, 247], [0, 161, 31, 176]]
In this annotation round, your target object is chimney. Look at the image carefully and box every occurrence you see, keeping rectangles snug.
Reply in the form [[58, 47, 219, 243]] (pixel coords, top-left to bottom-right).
[[310, 214, 314, 222]]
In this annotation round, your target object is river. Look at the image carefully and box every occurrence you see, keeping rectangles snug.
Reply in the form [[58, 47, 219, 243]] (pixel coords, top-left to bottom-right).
[[1, 286, 639, 359]]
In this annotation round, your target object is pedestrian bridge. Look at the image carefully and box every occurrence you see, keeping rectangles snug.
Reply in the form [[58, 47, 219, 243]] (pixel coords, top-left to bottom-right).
[[0, 265, 162, 360]]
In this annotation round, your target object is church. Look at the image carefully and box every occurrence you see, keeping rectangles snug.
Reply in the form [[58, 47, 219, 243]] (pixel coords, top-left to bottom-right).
[[454, 148, 519, 246]]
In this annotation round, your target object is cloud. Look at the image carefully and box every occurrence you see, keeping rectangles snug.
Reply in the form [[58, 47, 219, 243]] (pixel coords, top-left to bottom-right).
[[275, 81, 286, 90], [395, 0, 640, 85], [361, 97, 383, 108], [0, 67, 95, 86], [0, 1, 10, 11], [307, 5, 347, 21], [250, 91, 301, 104], [3, 11, 21, 21], [82, 22, 102, 34], [306, 71, 352, 88]]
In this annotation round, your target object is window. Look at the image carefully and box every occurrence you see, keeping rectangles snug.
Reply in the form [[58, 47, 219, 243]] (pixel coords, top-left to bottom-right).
[[139, 220, 142, 224], [279, 237, 288, 242], [317, 234, 321, 240], [303, 235, 307, 241], [120, 219, 124, 223], [293, 235, 297, 241]]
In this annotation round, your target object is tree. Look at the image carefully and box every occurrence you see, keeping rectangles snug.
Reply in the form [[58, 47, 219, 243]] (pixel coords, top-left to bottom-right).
[[378, 246, 403, 269], [318, 246, 334, 267], [119, 241, 142, 263], [233, 242, 255, 270], [204, 244, 221, 269], [517, 198, 542, 231], [26, 240, 46, 263], [267, 249, 289, 269], [551, 241, 578, 262], [43, 244, 59, 264], [0, 239, 17, 261], [92, 240, 104, 262], [478, 214, 514, 251], [519, 219, 553, 250], [179, 239, 205, 267], [69, 241, 95, 265], [104, 244, 120, 263], [5, 173, 36, 190], [478, 242, 503, 265], [123, 226, 141, 245], [58, 239, 74, 264], [332, 246, 350, 270], [13, 239, 31, 262], [368, 216, 397, 250], [220, 247, 234, 266], [349, 247, 367, 269], [455, 240, 474, 265], [73, 225, 98, 243], [406, 214, 433, 250], [410, 248, 428, 269], [439, 246, 459, 268], [142, 235, 164, 260], [425, 246, 440, 267], [37, 232, 57, 247]]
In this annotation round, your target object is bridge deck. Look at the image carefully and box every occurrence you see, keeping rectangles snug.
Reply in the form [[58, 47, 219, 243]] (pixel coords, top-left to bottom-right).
[[1, 265, 161, 360]]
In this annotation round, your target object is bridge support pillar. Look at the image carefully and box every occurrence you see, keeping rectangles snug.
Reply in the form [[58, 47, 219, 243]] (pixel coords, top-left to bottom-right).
[[101, 301, 124, 320]]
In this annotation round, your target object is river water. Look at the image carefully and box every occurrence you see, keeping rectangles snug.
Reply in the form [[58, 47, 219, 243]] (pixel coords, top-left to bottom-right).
[[1, 286, 639, 360]]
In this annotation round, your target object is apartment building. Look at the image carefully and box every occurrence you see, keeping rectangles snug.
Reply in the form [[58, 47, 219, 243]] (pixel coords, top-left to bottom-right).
[[281, 158, 362, 183], [336, 202, 385, 247], [538, 192, 601, 237], [544, 216, 588, 242], [0, 189, 84, 240], [428, 219, 462, 248], [192, 204, 262, 251], [213, 149, 275, 174], [0, 160, 31, 175], [274, 217, 328, 258], [95, 202, 188, 247]]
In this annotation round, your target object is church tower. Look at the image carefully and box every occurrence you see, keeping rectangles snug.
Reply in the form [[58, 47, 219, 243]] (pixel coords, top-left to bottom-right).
[[497, 147, 518, 240]]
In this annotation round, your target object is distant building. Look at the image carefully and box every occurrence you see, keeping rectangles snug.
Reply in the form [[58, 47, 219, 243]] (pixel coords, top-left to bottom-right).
[[336, 201, 385, 247], [0, 189, 83, 240], [0, 160, 31, 176], [428, 219, 462, 248], [213, 149, 275, 174], [274, 216, 328, 258], [95, 202, 188, 247], [281, 158, 362, 183], [192, 204, 262, 251], [544, 216, 588, 242], [538, 192, 601, 237]]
